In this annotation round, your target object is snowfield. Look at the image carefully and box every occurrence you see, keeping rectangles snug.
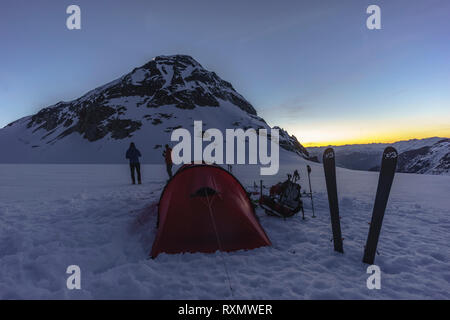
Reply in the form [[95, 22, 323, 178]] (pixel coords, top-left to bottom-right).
[[0, 158, 449, 299]]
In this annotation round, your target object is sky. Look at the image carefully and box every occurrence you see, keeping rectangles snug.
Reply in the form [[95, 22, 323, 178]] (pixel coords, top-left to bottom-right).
[[1, 0, 449, 146]]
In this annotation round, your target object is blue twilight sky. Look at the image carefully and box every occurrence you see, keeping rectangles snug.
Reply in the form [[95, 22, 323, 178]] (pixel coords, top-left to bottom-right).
[[1, 0, 449, 145]]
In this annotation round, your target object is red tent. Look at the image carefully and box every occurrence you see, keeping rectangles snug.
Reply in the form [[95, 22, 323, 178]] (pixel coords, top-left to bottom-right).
[[151, 164, 271, 258]]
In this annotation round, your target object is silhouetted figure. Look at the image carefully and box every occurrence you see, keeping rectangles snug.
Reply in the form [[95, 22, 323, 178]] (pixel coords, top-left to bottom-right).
[[126, 142, 142, 184], [163, 144, 173, 179], [293, 169, 300, 182]]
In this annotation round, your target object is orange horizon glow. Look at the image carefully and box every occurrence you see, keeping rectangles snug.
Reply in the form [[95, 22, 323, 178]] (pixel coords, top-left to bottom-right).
[[303, 134, 449, 147], [286, 117, 450, 148]]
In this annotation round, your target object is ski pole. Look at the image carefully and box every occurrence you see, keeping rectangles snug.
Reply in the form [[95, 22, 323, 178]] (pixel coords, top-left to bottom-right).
[[260, 180, 263, 200], [307, 165, 316, 218]]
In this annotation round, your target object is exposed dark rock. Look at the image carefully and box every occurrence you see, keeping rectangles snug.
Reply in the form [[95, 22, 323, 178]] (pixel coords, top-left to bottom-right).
[[152, 118, 162, 125], [436, 153, 450, 170], [165, 125, 182, 133], [158, 113, 173, 119]]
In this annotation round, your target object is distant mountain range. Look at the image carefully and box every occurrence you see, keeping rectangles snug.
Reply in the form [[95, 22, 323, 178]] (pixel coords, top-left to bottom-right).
[[0, 55, 308, 163], [307, 137, 450, 175]]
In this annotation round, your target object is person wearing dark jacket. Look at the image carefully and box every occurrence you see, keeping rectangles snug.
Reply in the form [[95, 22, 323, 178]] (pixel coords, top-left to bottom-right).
[[126, 142, 142, 184], [162, 144, 173, 179]]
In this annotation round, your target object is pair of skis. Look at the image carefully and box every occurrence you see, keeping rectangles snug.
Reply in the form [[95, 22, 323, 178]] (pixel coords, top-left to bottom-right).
[[322, 147, 398, 264]]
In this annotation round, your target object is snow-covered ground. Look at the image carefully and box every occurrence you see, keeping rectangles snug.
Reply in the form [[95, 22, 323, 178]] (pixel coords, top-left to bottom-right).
[[0, 159, 449, 299]]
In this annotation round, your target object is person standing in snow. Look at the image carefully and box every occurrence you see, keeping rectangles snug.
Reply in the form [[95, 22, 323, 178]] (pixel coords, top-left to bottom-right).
[[126, 142, 142, 184], [163, 144, 173, 179]]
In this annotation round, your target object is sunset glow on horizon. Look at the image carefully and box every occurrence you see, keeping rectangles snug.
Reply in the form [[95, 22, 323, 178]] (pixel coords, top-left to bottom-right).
[[286, 116, 450, 147], [302, 132, 450, 148]]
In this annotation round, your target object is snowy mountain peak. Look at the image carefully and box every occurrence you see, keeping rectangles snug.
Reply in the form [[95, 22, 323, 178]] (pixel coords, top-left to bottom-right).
[[150, 54, 203, 69], [20, 54, 258, 143], [0, 55, 307, 163]]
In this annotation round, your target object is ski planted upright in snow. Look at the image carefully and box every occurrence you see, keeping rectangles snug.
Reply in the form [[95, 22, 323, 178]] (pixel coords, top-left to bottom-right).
[[323, 148, 344, 253], [363, 146, 398, 264], [306, 165, 315, 218]]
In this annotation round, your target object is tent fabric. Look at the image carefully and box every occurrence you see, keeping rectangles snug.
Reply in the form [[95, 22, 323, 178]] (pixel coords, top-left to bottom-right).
[[151, 164, 271, 258]]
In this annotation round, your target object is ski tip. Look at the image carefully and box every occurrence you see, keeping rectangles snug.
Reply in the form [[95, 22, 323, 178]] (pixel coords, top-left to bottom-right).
[[383, 146, 398, 160], [323, 148, 335, 161]]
